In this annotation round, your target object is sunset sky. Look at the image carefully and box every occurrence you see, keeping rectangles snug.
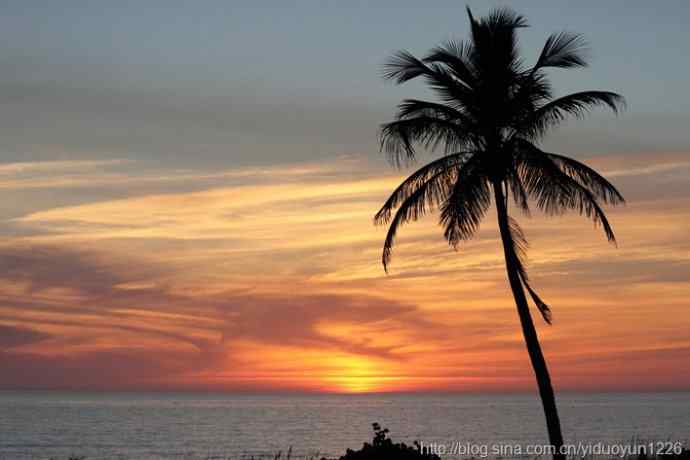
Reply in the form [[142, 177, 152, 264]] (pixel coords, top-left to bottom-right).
[[1, 1, 689, 393]]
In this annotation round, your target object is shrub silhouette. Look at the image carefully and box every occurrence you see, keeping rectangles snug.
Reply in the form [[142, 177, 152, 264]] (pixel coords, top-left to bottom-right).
[[332, 423, 440, 460]]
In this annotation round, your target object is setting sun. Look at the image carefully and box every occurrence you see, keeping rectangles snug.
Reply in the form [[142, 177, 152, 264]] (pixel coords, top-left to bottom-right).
[[322, 355, 393, 393]]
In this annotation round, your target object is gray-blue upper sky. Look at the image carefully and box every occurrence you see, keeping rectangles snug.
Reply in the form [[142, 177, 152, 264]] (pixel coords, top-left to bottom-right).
[[1, 0, 689, 167]]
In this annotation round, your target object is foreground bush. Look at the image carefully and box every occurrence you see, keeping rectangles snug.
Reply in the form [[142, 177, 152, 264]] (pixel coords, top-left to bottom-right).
[[332, 423, 440, 460]]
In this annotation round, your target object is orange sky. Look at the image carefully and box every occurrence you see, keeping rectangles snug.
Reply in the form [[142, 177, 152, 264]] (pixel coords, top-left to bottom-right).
[[1, 151, 689, 393]]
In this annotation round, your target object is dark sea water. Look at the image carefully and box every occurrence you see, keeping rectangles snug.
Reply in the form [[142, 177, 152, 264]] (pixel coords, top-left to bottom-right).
[[0, 392, 688, 460]]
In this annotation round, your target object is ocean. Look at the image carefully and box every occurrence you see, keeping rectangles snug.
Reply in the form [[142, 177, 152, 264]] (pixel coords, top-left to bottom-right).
[[0, 391, 688, 459]]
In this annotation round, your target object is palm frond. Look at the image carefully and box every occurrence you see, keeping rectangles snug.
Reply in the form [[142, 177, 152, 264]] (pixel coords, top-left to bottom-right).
[[467, 6, 528, 35], [534, 32, 588, 70], [522, 276, 553, 324], [374, 151, 473, 225], [423, 39, 477, 89], [507, 215, 529, 279], [396, 99, 469, 124], [507, 172, 531, 216], [380, 116, 466, 166], [466, 6, 527, 76], [546, 152, 625, 205], [508, 71, 553, 118], [383, 50, 473, 108], [439, 157, 491, 247], [380, 169, 455, 271], [382, 50, 430, 84], [523, 91, 625, 138], [504, 212, 552, 324], [485, 7, 529, 30], [516, 141, 618, 243]]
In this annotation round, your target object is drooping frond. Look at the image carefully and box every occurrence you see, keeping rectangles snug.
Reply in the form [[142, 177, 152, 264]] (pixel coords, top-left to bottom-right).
[[439, 157, 491, 247], [374, 151, 473, 225], [515, 140, 619, 243], [523, 91, 625, 139], [496, 210, 552, 324], [506, 215, 529, 280], [380, 116, 465, 166], [546, 152, 625, 205], [506, 171, 531, 216], [500, 215, 552, 324], [534, 32, 588, 70], [522, 276, 553, 324], [380, 168, 455, 271]]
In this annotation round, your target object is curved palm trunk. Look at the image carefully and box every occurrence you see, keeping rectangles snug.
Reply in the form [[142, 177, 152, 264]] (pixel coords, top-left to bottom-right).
[[493, 182, 565, 460]]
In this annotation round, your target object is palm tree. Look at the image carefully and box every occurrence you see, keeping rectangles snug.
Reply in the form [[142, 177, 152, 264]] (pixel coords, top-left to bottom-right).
[[375, 7, 625, 459]]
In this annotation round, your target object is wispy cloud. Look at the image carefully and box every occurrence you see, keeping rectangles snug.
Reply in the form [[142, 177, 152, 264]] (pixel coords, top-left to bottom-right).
[[0, 157, 364, 190], [0, 159, 132, 175], [604, 160, 690, 178]]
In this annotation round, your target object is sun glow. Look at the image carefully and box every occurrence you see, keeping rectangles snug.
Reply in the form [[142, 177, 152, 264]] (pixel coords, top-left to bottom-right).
[[322, 355, 392, 393]]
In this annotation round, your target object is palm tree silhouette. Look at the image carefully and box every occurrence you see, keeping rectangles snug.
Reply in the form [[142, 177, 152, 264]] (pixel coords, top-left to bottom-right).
[[375, 7, 625, 459]]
